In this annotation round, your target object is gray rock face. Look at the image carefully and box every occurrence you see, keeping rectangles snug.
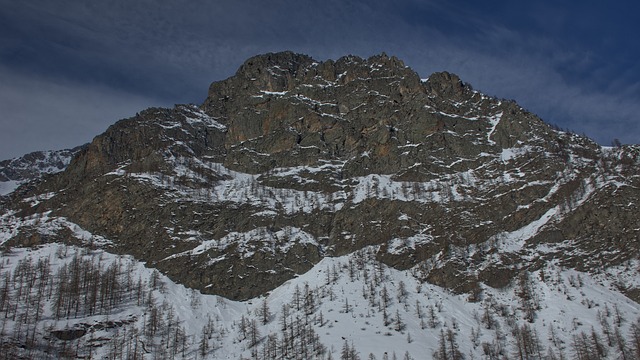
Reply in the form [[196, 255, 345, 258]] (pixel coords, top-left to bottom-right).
[[2, 52, 639, 301]]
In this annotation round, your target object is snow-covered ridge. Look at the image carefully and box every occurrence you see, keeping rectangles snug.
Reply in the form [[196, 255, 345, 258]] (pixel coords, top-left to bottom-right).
[[0, 146, 83, 195]]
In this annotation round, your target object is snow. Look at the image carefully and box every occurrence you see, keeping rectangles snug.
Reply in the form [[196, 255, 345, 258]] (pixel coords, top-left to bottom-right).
[[494, 207, 558, 253], [387, 233, 433, 255], [0, 244, 246, 359], [292, 94, 338, 108], [108, 149, 605, 217], [269, 161, 346, 178], [1, 149, 75, 178], [425, 107, 480, 121], [0, 147, 80, 195], [21, 191, 57, 207], [0, 211, 112, 247], [349, 173, 476, 205], [3, 93, 640, 359], [251, 210, 279, 218], [0, 180, 21, 196], [1, 53, 640, 358], [486, 111, 503, 145], [261, 90, 288, 96], [398, 143, 421, 148], [500, 146, 532, 162], [182, 105, 227, 130], [121, 159, 347, 215], [157, 122, 181, 129], [167, 226, 319, 261]]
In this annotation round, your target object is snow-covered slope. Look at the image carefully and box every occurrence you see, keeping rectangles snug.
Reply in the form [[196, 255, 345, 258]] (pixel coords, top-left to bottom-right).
[[1, 244, 638, 359]]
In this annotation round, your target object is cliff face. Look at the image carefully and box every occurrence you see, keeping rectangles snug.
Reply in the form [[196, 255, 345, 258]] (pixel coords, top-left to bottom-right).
[[1, 52, 639, 301]]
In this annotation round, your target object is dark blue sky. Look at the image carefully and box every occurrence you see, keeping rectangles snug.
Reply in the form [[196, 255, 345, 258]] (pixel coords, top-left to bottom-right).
[[1, 0, 639, 159]]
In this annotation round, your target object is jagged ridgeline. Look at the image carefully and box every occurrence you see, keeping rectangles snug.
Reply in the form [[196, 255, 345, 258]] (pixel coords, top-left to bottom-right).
[[1, 51, 639, 301]]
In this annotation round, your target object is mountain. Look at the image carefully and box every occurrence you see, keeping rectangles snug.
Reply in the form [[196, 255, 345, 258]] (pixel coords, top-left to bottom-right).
[[0, 145, 85, 196], [0, 51, 639, 359]]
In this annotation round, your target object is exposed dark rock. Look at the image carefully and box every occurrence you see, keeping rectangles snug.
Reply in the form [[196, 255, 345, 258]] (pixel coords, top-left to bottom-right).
[[51, 328, 87, 341]]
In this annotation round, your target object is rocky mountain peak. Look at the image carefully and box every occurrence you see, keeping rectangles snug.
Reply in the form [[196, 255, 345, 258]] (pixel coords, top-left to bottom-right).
[[201, 51, 540, 178], [234, 51, 315, 92], [206, 51, 420, 104]]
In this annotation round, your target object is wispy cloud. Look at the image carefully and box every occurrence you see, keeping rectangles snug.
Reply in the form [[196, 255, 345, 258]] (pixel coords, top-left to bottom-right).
[[0, 66, 164, 160], [366, 10, 640, 145], [436, 24, 640, 145]]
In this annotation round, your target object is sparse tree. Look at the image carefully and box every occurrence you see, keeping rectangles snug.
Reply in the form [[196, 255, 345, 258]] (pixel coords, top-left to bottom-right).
[[258, 297, 271, 324], [199, 330, 209, 358], [239, 314, 248, 340], [344, 298, 351, 313], [394, 310, 405, 332], [614, 304, 624, 327], [516, 272, 539, 323], [614, 326, 629, 360], [397, 281, 407, 303], [428, 304, 438, 328], [434, 328, 464, 360], [513, 323, 542, 360], [341, 340, 360, 360], [598, 310, 613, 346], [381, 285, 390, 308], [249, 319, 260, 348], [590, 327, 607, 359]]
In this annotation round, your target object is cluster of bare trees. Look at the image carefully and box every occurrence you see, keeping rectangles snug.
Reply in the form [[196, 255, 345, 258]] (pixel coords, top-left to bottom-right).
[[230, 248, 421, 359], [569, 317, 640, 360], [471, 268, 640, 360], [515, 272, 540, 323], [0, 247, 201, 359], [51, 253, 142, 319], [234, 284, 328, 360], [0, 255, 51, 353], [432, 327, 464, 360]]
